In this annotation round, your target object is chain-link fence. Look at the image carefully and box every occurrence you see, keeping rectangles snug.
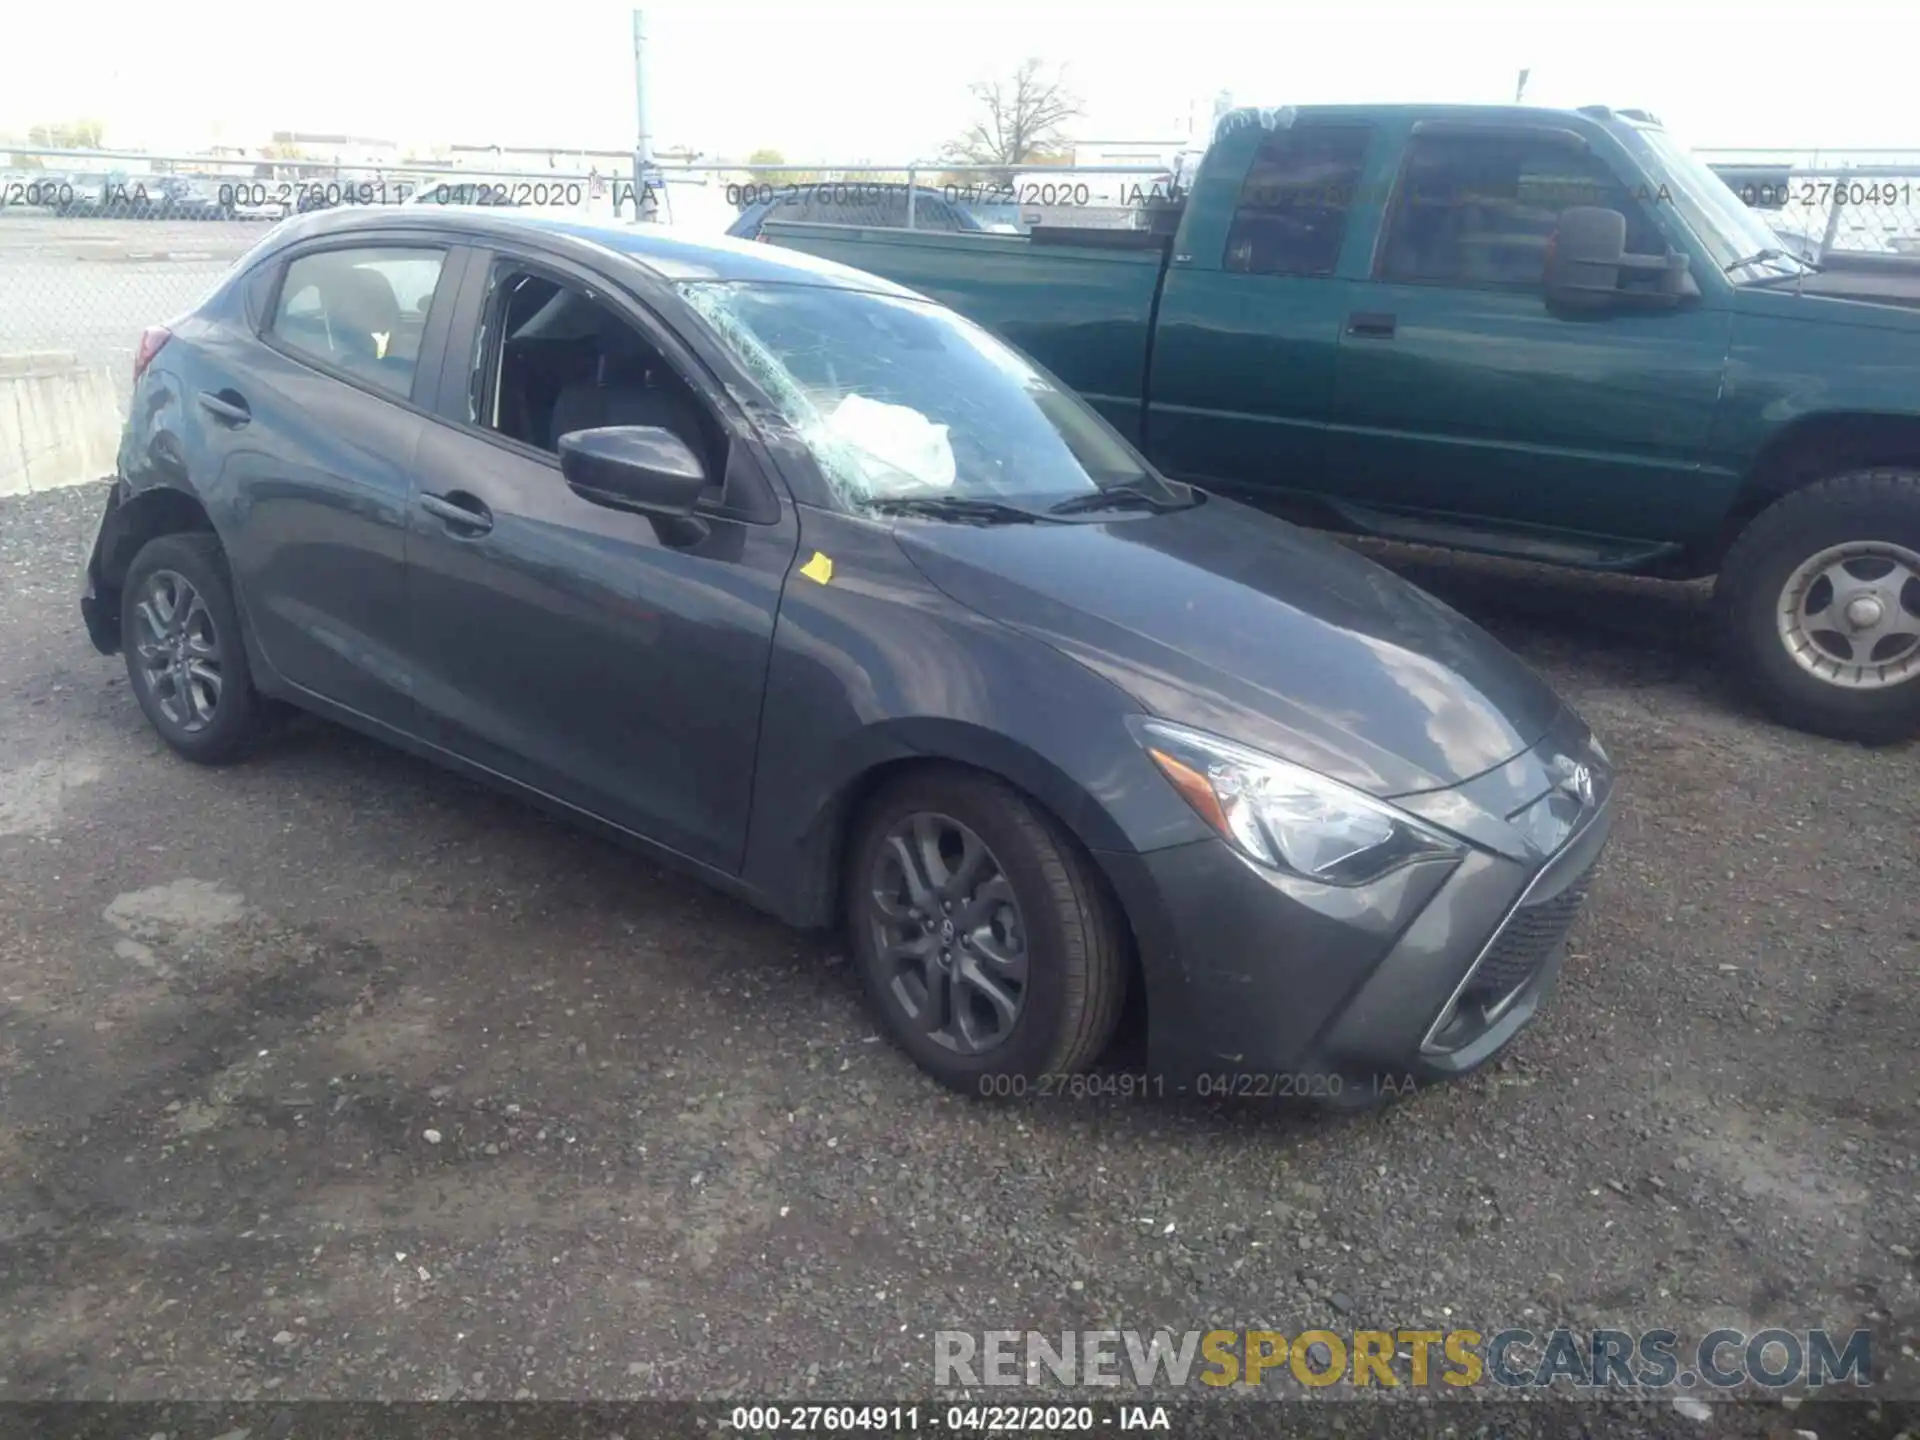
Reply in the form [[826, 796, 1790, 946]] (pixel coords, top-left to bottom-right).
[[0, 150, 655, 416], [0, 146, 1173, 494], [0, 152, 625, 493], [1703, 160, 1920, 261], [0, 148, 1170, 396], [6, 140, 1919, 496]]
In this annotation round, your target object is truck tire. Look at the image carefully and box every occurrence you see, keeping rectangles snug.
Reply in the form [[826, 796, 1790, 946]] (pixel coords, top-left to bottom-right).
[[1717, 469, 1920, 743]]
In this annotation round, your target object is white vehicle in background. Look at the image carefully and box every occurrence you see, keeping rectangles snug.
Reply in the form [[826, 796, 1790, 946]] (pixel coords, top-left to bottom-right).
[[229, 190, 293, 222], [650, 176, 739, 236]]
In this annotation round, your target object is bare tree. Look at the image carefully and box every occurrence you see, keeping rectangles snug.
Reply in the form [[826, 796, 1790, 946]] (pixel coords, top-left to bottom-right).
[[943, 59, 1083, 184]]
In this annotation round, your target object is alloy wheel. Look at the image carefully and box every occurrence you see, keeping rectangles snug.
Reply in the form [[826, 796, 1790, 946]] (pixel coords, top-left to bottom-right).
[[133, 568, 224, 732], [866, 812, 1028, 1055]]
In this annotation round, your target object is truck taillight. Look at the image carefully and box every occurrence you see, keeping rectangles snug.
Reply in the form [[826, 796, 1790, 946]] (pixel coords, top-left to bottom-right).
[[132, 325, 172, 386]]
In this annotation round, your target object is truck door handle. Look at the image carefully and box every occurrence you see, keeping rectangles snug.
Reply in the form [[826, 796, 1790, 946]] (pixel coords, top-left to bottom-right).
[[419, 490, 494, 536], [1346, 312, 1397, 339], [198, 390, 251, 425]]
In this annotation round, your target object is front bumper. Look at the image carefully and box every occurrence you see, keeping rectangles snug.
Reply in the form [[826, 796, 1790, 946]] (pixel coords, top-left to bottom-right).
[[1100, 707, 1614, 1095]]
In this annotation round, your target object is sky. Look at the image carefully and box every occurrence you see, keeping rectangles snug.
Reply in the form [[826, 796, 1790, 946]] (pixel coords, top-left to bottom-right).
[[4, 0, 1917, 162]]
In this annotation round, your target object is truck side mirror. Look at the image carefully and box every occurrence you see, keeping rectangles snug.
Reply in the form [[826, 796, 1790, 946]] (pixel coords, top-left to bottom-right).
[[1545, 206, 1628, 311], [1545, 206, 1698, 314]]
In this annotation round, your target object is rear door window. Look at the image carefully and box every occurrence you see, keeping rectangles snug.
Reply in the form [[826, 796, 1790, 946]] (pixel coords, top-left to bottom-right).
[[269, 246, 448, 398]]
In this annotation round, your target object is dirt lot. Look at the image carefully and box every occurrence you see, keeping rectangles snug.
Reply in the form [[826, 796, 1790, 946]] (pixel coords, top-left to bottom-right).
[[0, 484, 1914, 1429]]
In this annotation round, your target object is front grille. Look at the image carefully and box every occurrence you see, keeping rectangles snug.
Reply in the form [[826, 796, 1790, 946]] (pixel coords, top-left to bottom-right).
[[1459, 871, 1595, 1008]]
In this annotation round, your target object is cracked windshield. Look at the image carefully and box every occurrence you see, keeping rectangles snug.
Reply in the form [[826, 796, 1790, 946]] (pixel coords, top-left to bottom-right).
[[681, 281, 1163, 511]]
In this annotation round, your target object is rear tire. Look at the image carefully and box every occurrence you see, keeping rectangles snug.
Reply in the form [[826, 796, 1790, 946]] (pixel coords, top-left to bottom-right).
[[845, 768, 1127, 1095], [1717, 469, 1920, 743], [120, 532, 267, 765]]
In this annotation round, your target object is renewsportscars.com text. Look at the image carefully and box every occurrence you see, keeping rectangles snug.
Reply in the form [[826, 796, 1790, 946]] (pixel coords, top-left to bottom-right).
[[934, 1327, 1873, 1391]]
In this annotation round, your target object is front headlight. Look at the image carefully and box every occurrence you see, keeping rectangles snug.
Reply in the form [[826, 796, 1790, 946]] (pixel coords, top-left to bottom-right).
[[1136, 719, 1464, 885]]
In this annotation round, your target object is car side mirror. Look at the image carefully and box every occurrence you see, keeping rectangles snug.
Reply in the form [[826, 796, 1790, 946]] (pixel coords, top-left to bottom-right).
[[1545, 206, 1697, 314], [559, 425, 706, 513], [558, 425, 711, 543]]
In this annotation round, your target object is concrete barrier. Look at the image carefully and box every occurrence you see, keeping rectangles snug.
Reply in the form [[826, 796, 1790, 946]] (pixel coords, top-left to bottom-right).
[[0, 351, 120, 497]]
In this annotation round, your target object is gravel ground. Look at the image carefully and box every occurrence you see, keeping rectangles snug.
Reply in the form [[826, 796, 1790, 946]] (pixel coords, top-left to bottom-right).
[[0, 485, 1915, 1435]]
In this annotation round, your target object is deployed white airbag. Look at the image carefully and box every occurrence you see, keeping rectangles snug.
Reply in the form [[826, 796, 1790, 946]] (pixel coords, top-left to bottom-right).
[[813, 393, 956, 495]]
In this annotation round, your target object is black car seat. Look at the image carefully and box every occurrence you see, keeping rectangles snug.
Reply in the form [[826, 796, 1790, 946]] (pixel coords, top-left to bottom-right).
[[547, 323, 708, 457], [325, 266, 407, 388]]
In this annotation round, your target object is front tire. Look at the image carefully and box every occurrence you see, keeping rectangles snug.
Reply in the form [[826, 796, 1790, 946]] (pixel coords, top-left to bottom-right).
[[1718, 469, 1920, 743], [845, 768, 1127, 1095], [120, 532, 267, 765]]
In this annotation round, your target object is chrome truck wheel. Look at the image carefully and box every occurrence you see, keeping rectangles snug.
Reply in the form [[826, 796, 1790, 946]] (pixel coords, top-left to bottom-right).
[[1720, 469, 1920, 743]]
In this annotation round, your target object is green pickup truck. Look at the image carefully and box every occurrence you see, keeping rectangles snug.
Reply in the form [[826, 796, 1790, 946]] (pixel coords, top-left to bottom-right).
[[764, 104, 1920, 743]]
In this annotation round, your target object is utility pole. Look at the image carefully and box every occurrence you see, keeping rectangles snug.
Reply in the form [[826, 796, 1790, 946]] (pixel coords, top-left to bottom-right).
[[631, 9, 659, 222]]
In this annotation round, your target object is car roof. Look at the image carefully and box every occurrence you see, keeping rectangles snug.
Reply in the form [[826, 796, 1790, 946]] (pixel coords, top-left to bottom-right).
[[270, 205, 923, 296]]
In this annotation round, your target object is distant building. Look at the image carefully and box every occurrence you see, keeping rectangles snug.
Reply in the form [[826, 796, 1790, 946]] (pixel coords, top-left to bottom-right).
[[271, 131, 402, 167], [1051, 140, 1183, 218], [446, 143, 633, 175], [1069, 141, 1178, 170]]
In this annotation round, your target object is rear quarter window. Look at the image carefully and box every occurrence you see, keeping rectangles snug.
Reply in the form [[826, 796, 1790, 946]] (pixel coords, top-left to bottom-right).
[[1224, 126, 1374, 276]]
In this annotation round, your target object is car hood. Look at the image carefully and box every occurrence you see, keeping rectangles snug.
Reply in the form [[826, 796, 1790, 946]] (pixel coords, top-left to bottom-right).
[[895, 496, 1566, 798]]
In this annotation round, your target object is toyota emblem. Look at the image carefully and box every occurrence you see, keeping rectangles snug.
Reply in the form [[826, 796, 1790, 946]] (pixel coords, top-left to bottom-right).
[[1551, 756, 1595, 807]]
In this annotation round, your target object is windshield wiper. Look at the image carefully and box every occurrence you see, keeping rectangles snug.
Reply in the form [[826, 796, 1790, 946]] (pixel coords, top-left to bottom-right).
[[1046, 481, 1195, 516], [1725, 247, 1819, 276], [1740, 247, 1827, 285], [867, 495, 1056, 525]]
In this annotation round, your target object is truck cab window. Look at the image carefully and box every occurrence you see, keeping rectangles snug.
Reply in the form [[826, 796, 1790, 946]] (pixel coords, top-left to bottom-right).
[[1380, 135, 1666, 287], [1224, 126, 1373, 277], [470, 268, 725, 485]]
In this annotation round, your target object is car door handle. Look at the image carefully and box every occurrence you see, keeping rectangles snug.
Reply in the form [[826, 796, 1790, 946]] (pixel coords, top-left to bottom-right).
[[197, 390, 251, 425], [1346, 311, 1397, 339], [419, 491, 494, 536]]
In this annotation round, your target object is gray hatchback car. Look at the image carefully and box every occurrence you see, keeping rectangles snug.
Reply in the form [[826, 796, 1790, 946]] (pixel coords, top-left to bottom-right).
[[81, 207, 1614, 1102]]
